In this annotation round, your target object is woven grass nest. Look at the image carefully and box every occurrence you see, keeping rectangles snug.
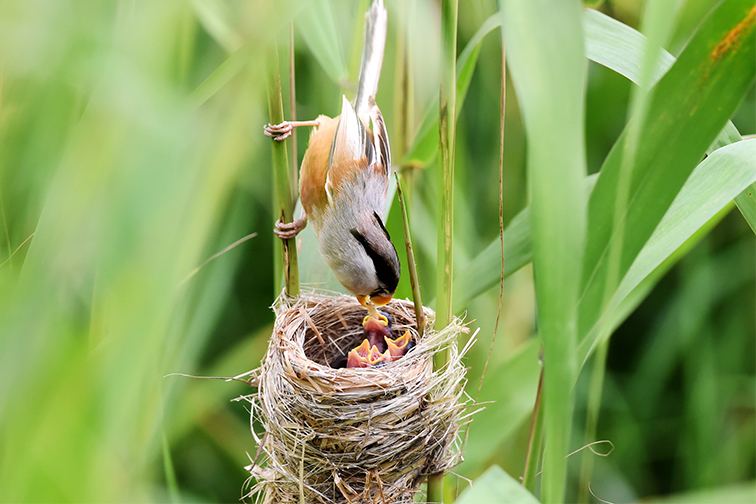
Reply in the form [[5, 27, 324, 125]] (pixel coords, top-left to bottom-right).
[[241, 291, 471, 503]]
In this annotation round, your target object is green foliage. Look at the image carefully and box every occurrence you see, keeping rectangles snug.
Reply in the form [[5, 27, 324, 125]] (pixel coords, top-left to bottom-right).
[[456, 465, 539, 504], [0, 0, 753, 503], [499, 2, 587, 502]]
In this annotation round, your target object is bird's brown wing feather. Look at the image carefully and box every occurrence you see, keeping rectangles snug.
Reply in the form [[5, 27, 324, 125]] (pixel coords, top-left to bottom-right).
[[299, 115, 337, 217], [368, 97, 390, 178], [325, 97, 375, 197]]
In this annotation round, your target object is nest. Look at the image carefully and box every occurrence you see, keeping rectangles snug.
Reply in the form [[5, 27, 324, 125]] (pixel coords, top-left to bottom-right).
[[240, 291, 471, 504]]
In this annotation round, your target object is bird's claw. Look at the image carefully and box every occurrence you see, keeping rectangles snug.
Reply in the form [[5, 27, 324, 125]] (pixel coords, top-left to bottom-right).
[[274, 217, 306, 240], [264, 122, 293, 141]]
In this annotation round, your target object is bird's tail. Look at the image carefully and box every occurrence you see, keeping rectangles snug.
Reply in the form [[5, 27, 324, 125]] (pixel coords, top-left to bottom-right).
[[353, 0, 387, 116]]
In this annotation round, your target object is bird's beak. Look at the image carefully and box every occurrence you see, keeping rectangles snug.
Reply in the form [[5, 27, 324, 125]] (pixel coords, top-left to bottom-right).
[[347, 339, 371, 368], [367, 345, 387, 366], [369, 294, 394, 306], [356, 294, 394, 308], [362, 312, 389, 331], [346, 339, 390, 368], [385, 330, 411, 358]]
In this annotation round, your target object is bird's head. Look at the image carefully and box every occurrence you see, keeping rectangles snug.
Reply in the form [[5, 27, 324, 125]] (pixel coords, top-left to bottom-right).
[[350, 210, 400, 306]]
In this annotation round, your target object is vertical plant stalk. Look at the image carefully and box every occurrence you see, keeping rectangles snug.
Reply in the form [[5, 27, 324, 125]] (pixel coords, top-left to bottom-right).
[[161, 429, 180, 503], [393, 0, 415, 163], [267, 43, 300, 298], [395, 173, 425, 337], [522, 363, 545, 492], [499, 1, 586, 502], [434, 0, 459, 350], [288, 23, 299, 188], [477, 38, 507, 402], [429, 0, 458, 502], [396, 0, 418, 198], [458, 41, 507, 499], [577, 339, 609, 503]]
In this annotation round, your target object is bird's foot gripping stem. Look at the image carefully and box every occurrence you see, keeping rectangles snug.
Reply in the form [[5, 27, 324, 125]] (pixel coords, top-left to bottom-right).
[[264, 120, 320, 141], [274, 216, 307, 240]]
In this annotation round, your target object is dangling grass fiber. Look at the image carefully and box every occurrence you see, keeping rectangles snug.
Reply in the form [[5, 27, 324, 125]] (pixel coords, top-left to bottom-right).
[[240, 292, 471, 503]]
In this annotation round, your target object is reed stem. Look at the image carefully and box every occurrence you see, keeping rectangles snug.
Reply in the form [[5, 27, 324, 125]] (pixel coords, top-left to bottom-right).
[[429, 0, 458, 500], [267, 43, 300, 298], [288, 23, 299, 192], [395, 173, 425, 337]]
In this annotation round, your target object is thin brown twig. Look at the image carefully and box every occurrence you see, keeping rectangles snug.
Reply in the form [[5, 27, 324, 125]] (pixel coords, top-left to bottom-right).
[[566, 439, 615, 458], [476, 42, 506, 403], [394, 173, 425, 336]]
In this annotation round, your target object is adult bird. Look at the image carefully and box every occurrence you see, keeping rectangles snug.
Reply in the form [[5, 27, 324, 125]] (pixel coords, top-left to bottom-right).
[[265, 0, 400, 335]]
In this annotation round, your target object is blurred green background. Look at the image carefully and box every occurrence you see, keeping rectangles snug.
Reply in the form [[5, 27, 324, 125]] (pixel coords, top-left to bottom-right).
[[0, 0, 753, 502]]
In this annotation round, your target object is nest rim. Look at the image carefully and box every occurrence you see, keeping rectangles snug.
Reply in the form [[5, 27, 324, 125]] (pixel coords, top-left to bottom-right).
[[244, 290, 471, 504]]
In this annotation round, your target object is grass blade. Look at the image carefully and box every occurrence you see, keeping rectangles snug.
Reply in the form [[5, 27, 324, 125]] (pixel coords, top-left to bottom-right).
[[584, 7, 755, 232], [521, 365, 544, 493], [456, 465, 539, 504], [734, 183, 756, 234], [190, 0, 243, 52], [452, 175, 598, 313], [583, 8, 675, 86], [189, 44, 254, 108], [499, 1, 587, 502], [578, 1, 756, 344], [297, 0, 348, 85], [641, 482, 756, 504], [576, 340, 608, 503], [579, 138, 756, 363]]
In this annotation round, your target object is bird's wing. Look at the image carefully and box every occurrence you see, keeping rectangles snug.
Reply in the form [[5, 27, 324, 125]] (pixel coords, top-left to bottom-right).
[[298, 115, 336, 217], [368, 96, 390, 177], [325, 96, 375, 202]]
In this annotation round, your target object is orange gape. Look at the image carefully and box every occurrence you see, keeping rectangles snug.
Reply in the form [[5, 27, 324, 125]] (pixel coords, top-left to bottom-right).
[[346, 330, 412, 368], [265, 0, 403, 367]]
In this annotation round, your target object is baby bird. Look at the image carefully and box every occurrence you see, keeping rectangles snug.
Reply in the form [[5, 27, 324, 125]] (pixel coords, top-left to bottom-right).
[[346, 311, 413, 368], [363, 310, 394, 351], [265, 0, 400, 314]]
